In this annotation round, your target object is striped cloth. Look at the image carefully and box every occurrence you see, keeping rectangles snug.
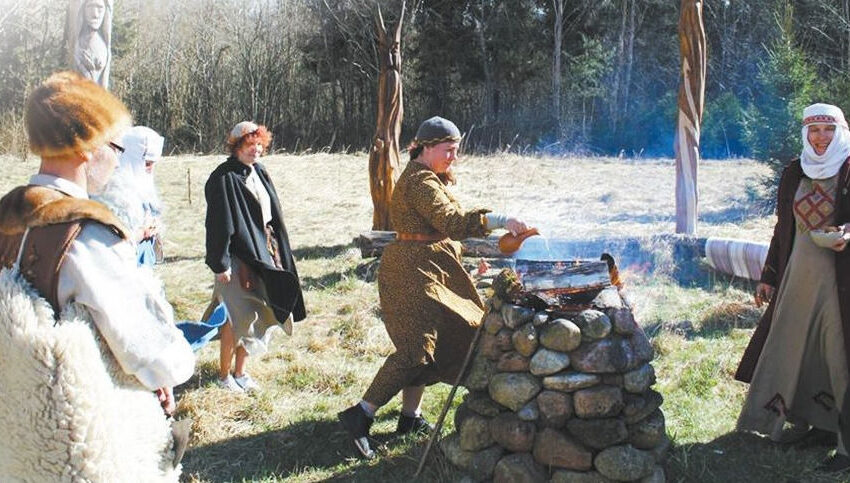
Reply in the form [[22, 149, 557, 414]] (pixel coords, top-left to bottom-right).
[[705, 237, 769, 281]]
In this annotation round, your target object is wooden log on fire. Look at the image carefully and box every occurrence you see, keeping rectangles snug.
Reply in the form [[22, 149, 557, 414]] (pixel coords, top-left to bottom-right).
[[492, 260, 612, 309], [515, 259, 610, 292]]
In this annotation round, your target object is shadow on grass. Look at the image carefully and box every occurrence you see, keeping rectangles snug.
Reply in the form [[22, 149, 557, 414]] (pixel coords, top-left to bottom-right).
[[300, 259, 380, 290], [605, 213, 675, 224], [163, 254, 205, 263], [181, 416, 459, 482], [300, 267, 359, 290], [293, 244, 351, 260], [163, 244, 351, 265], [668, 431, 845, 482], [700, 204, 755, 225]]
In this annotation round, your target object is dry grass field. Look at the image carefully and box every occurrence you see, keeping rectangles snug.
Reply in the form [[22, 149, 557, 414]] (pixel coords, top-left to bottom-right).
[[0, 152, 844, 482]]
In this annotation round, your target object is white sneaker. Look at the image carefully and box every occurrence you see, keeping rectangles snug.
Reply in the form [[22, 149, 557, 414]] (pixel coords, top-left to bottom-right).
[[234, 373, 260, 393], [217, 374, 245, 393]]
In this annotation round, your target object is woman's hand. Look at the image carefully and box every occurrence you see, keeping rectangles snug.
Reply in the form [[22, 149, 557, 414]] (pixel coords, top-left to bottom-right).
[[832, 224, 849, 252], [156, 386, 175, 416], [822, 224, 849, 252], [754, 282, 775, 308], [215, 268, 232, 283], [505, 217, 529, 236]]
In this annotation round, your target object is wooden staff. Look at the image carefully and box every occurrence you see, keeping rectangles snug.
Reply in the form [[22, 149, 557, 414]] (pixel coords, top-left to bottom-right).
[[414, 315, 486, 478], [187, 167, 192, 205]]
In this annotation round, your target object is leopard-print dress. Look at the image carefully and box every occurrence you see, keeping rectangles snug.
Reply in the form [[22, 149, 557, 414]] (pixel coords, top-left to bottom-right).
[[363, 161, 491, 406]]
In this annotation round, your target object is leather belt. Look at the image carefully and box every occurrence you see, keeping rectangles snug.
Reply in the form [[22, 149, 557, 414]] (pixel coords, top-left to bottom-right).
[[396, 232, 447, 242]]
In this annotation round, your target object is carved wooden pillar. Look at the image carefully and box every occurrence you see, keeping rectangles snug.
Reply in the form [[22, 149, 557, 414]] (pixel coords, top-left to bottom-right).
[[369, 2, 405, 231], [67, 0, 113, 88], [674, 0, 706, 234]]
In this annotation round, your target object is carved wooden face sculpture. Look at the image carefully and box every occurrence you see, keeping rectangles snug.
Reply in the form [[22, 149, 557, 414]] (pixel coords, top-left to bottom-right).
[[84, 0, 106, 30], [389, 40, 401, 70]]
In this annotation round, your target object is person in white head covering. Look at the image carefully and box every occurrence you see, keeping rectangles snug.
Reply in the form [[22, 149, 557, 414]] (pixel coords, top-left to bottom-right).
[[736, 103, 850, 473], [114, 125, 166, 267], [800, 103, 850, 180]]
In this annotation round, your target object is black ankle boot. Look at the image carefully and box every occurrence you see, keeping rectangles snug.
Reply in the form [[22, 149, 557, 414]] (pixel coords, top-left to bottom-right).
[[396, 413, 434, 435], [337, 405, 375, 459]]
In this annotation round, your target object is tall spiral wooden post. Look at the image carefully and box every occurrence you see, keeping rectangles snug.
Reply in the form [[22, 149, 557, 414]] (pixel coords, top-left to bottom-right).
[[674, 0, 706, 235], [369, 2, 405, 231]]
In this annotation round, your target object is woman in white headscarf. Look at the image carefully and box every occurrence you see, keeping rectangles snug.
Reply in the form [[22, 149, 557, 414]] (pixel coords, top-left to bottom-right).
[[736, 103, 850, 472], [115, 125, 165, 267]]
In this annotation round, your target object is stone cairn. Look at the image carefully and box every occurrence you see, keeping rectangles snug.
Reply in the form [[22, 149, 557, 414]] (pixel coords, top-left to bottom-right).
[[441, 273, 668, 482]]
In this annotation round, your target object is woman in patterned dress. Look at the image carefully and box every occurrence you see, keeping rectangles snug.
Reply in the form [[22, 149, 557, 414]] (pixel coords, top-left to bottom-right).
[[736, 103, 850, 472], [338, 117, 529, 459]]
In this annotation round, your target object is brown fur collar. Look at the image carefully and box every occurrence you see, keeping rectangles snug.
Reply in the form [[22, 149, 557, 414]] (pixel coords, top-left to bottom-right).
[[0, 185, 128, 239]]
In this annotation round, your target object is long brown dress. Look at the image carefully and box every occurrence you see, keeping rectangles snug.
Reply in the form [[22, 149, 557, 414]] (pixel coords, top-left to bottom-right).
[[737, 174, 848, 447], [363, 161, 491, 407]]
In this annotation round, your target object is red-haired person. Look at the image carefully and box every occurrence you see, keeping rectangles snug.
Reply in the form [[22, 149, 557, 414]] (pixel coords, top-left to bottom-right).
[[204, 121, 306, 393]]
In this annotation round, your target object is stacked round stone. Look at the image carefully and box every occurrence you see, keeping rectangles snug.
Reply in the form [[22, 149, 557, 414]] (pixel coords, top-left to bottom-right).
[[442, 286, 668, 483]]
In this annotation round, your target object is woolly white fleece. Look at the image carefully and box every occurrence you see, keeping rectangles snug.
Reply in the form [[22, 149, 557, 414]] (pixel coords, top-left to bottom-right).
[[0, 266, 179, 482]]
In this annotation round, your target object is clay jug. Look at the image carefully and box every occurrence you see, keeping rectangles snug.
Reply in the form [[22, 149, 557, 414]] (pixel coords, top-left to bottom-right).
[[499, 228, 540, 255]]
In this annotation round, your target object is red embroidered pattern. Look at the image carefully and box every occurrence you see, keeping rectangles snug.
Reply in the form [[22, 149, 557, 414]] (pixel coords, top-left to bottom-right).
[[813, 391, 836, 411], [794, 183, 835, 231], [803, 114, 837, 125]]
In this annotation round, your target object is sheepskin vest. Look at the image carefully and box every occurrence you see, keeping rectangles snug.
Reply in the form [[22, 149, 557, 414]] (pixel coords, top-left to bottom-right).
[[0, 185, 127, 313], [0, 185, 178, 481]]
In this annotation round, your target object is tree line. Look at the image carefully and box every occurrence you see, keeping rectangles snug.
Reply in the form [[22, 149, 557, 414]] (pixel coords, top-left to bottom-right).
[[0, 0, 847, 161]]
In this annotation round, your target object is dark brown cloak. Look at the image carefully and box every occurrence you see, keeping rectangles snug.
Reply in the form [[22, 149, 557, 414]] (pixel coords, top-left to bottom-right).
[[735, 158, 850, 382]]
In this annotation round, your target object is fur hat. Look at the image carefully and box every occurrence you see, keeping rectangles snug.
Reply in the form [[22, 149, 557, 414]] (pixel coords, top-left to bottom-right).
[[25, 71, 131, 160]]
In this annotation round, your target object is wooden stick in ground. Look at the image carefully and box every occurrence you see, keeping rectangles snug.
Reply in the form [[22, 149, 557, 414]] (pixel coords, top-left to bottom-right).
[[414, 316, 486, 478]]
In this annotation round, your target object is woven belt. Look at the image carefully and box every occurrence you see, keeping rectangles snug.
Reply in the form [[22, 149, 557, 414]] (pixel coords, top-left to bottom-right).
[[396, 232, 447, 242]]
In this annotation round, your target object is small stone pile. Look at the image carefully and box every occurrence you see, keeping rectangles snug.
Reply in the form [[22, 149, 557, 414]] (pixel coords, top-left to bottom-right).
[[442, 285, 668, 482]]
